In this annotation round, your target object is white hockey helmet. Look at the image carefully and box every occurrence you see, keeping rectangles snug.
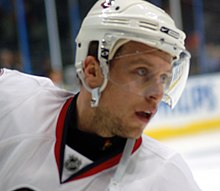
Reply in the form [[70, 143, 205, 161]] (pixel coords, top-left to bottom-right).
[[75, 0, 190, 108]]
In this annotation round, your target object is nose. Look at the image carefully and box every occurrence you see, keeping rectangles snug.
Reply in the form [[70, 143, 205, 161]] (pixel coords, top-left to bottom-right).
[[143, 81, 164, 103]]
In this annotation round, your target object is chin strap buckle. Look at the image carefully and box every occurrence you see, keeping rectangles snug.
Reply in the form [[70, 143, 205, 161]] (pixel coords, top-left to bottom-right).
[[91, 88, 100, 107]]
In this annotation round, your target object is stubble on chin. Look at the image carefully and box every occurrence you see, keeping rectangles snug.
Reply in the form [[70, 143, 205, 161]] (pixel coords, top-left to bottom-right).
[[90, 106, 127, 138]]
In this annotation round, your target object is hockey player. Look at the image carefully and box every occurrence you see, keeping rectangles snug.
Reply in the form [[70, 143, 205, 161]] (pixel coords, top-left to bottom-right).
[[0, 0, 201, 190]]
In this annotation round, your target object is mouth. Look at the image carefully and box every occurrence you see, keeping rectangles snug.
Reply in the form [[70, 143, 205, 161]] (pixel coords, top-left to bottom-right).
[[135, 111, 153, 124]]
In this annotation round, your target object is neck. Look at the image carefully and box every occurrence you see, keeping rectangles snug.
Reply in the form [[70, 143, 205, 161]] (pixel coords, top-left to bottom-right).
[[76, 91, 114, 138]]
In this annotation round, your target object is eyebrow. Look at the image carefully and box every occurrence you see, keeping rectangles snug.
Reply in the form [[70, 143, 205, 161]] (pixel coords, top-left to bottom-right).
[[128, 56, 172, 73]]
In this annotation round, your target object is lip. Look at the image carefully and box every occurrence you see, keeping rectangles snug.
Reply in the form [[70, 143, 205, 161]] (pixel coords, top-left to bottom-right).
[[135, 106, 157, 124], [135, 111, 152, 124]]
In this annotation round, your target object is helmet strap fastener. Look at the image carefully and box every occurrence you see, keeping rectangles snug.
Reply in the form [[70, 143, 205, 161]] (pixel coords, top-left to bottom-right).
[[90, 87, 100, 107]]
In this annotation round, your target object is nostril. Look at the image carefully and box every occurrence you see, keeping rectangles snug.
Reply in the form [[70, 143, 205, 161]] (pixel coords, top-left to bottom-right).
[[145, 87, 164, 102]]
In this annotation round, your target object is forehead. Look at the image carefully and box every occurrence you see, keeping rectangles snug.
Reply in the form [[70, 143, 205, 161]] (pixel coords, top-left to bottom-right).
[[114, 41, 172, 64]]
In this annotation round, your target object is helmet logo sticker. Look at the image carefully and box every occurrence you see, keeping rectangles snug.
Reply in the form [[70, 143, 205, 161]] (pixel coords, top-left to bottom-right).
[[101, 0, 115, 9], [160, 26, 180, 39], [101, 48, 109, 60]]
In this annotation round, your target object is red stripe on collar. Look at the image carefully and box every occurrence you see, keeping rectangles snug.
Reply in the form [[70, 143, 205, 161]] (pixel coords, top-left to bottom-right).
[[55, 97, 142, 182], [68, 137, 142, 182], [55, 97, 74, 173]]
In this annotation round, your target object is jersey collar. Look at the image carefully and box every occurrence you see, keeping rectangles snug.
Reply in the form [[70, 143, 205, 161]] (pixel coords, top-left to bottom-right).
[[55, 96, 142, 184]]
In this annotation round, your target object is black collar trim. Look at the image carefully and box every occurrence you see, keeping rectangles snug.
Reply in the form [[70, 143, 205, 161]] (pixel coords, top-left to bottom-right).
[[55, 97, 142, 184]]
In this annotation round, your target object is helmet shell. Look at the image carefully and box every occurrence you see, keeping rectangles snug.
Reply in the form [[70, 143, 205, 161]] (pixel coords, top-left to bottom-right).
[[75, 0, 190, 109], [75, 0, 186, 64]]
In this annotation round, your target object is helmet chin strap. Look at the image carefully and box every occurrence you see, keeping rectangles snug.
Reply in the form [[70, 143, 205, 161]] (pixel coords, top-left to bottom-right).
[[90, 87, 101, 107], [90, 71, 109, 107], [76, 60, 109, 107], [75, 37, 129, 107]]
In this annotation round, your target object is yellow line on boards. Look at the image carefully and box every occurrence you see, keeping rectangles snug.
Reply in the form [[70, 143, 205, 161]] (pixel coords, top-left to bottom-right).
[[144, 118, 220, 140]]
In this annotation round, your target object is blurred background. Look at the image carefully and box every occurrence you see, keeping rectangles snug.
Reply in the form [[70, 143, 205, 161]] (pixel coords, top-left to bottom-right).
[[1, 0, 220, 81], [0, 0, 220, 190]]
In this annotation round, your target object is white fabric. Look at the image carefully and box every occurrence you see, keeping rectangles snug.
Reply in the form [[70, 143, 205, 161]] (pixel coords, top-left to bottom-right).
[[0, 69, 201, 191], [62, 145, 93, 182]]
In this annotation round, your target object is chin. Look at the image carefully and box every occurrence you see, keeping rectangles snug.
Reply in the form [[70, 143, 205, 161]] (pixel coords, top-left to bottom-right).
[[129, 126, 146, 139], [126, 131, 143, 139]]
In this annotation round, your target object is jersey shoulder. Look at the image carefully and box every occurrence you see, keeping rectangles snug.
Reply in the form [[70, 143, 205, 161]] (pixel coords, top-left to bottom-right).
[[0, 68, 55, 89], [0, 68, 73, 121], [139, 135, 201, 190], [141, 134, 177, 160]]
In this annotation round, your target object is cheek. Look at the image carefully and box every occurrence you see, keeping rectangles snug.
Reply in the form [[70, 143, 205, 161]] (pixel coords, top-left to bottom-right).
[[102, 82, 133, 108], [101, 87, 136, 123]]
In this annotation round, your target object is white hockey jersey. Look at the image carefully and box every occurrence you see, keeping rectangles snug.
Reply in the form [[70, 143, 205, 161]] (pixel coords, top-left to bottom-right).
[[0, 69, 201, 191]]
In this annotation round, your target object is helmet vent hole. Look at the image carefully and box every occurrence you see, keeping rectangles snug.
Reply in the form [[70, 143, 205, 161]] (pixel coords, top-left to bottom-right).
[[115, 6, 120, 11], [78, 43, 81, 48], [160, 38, 165, 43], [103, 18, 129, 25], [139, 21, 158, 30]]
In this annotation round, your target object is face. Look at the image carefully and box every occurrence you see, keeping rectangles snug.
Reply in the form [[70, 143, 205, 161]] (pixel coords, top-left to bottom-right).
[[91, 41, 172, 139]]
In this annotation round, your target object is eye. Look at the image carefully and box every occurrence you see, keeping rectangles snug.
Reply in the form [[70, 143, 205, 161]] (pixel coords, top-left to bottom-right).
[[160, 73, 172, 87], [137, 68, 147, 76], [160, 74, 168, 83]]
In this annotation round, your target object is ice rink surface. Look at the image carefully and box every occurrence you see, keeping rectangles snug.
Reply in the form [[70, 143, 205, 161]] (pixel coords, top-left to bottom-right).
[[161, 129, 220, 191]]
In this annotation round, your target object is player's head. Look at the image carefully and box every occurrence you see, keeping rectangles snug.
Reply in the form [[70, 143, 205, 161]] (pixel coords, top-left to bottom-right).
[[75, 0, 190, 109]]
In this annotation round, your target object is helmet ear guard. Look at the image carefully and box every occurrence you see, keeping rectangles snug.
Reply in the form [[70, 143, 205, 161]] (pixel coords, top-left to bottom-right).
[[75, 0, 191, 108], [75, 56, 109, 107]]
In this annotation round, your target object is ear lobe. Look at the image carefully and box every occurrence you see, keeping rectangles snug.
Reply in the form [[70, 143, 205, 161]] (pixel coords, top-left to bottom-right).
[[83, 56, 104, 88]]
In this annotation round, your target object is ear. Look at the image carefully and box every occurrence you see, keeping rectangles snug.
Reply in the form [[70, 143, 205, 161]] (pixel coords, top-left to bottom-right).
[[83, 56, 104, 88]]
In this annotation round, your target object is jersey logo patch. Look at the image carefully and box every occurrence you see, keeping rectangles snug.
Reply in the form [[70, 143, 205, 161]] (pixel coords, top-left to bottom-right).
[[64, 155, 82, 173]]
